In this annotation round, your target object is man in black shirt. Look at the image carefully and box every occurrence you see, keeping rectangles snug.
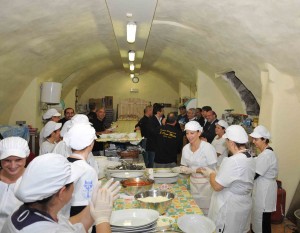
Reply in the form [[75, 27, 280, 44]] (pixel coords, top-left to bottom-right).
[[145, 104, 164, 168], [154, 112, 183, 168], [87, 103, 97, 121], [135, 105, 153, 138], [90, 107, 109, 155]]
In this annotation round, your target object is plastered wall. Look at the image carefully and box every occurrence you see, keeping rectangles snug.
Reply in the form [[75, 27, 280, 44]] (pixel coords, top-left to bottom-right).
[[8, 78, 40, 128], [259, 64, 300, 209], [79, 72, 179, 114]]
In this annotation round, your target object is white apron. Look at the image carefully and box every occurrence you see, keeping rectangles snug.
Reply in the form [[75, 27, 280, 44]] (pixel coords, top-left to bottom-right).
[[209, 185, 252, 233], [251, 148, 278, 233], [181, 141, 217, 216], [208, 153, 255, 233], [190, 173, 213, 216], [252, 177, 277, 232]]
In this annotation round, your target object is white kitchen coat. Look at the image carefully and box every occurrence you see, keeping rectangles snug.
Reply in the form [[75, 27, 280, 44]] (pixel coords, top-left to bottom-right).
[[252, 148, 278, 233], [39, 127, 46, 146], [1, 206, 85, 233], [0, 179, 23, 232], [211, 136, 228, 167], [39, 140, 56, 155], [208, 152, 255, 233], [181, 141, 217, 215], [60, 157, 98, 218], [53, 142, 99, 176], [53, 141, 72, 157]]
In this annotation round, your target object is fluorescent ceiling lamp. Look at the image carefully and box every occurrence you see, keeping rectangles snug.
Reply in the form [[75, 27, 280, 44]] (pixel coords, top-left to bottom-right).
[[128, 50, 135, 61], [127, 22, 136, 43], [129, 62, 135, 71], [130, 74, 135, 78]]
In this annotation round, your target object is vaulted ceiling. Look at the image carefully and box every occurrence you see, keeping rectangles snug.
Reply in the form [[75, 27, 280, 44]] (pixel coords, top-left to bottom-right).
[[1, 0, 300, 111]]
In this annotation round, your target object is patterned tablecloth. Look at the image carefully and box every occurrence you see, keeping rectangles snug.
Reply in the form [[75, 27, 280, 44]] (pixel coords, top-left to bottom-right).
[[113, 177, 202, 230]]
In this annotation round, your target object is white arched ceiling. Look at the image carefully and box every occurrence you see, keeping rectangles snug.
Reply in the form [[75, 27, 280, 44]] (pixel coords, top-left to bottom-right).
[[1, 0, 300, 119]]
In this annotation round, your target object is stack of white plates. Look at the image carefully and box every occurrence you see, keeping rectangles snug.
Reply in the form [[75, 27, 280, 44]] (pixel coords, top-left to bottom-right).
[[110, 171, 144, 181], [110, 209, 159, 233], [154, 171, 179, 183]]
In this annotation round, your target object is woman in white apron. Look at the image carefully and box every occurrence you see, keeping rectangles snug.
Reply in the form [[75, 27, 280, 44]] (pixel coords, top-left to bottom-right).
[[250, 125, 278, 233], [211, 120, 228, 168], [180, 121, 217, 215], [0, 137, 30, 232], [1, 153, 121, 233], [201, 125, 255, 233]]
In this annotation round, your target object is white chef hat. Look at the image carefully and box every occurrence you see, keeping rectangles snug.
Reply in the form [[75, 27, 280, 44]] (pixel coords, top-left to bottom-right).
[[71, 114, 92, 126], [63, 124, 96, 150], [0, 137, 30, 160], [250, 125, 271, 139], [14, 153, 83, 203], [60, 120, 72, 137], [216, 120, 229, 129], [43, 108, 61, 120], [184, 121, 203, 132], [43, 121, 62, 138], [222, 125, 249, 144]]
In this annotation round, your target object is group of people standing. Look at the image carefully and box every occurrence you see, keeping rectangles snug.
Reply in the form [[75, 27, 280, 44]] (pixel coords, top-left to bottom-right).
[[136, 103, 278, 233], [0, 104, 279, 233], [0, 109, 121, 233]]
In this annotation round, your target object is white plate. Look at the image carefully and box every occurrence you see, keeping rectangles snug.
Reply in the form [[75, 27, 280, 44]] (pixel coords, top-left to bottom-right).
[[110, 172, 144, 179], [155, 168, 172, 173], [177, 214, 216, 233], [111, 221, 156, 230], [154, 172, 179, 178], [110, 209, 159, 227]]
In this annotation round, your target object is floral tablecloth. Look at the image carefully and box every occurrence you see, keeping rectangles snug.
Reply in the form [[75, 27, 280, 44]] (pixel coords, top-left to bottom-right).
[[113, 179, 202, 230]]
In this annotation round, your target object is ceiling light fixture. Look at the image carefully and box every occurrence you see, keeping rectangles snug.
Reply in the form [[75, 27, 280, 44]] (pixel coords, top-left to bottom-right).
[[127, 22, 136, 43], [130, 74, 135, 79], [129, 62, 135, 71], [128, 50, 135, 62]]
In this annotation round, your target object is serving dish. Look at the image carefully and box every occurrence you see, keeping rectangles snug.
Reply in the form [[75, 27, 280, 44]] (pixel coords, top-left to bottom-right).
[[177, 214, 216, 233], [110, 171, 144, 181], [110, 209, 159, 227], [134, 189, 175, 215], [120, 177, 154, 196]]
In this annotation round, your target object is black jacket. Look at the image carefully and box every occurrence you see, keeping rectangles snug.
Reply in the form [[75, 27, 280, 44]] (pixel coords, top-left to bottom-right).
[[145, 115, 161, 151], [201, 119, 218, 143]]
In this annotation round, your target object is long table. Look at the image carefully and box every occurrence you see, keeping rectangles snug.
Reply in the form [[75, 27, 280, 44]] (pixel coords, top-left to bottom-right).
[[113, 177, 203, 230]]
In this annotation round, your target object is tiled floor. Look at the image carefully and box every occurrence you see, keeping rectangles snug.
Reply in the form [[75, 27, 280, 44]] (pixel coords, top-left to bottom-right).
[[271, 219, 298, 233]]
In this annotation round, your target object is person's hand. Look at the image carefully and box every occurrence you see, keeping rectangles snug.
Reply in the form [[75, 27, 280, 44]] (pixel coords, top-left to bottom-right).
[[180, 166, 196, 174], [171, 166, 181, 173], [101, 178, 121, 202], [200, 167, 216, 177], [90, 179, 121, 225]]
